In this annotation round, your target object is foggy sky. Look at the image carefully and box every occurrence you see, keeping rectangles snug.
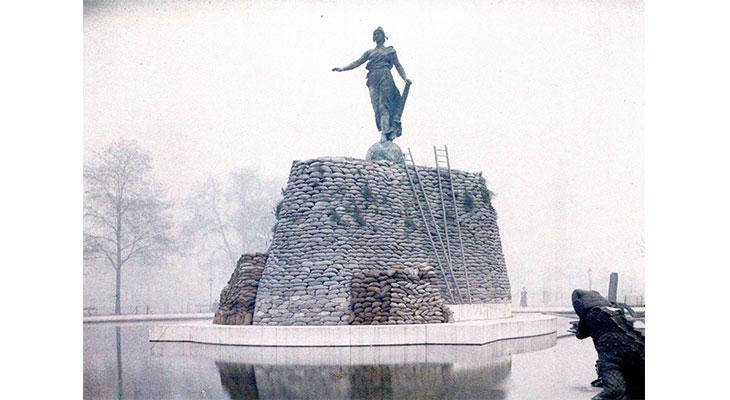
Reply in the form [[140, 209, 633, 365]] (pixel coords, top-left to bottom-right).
[[84, 0, 644, 307]]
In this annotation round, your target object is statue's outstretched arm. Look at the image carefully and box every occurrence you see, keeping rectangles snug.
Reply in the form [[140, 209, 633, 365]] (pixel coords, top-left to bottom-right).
[[393, 54, 411, 83], [332, 51, 369, 72]]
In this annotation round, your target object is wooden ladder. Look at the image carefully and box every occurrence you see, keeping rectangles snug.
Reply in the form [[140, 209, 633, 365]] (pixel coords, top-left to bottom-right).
[[403, 148, 462, 303], [434, 145, 473, 303]]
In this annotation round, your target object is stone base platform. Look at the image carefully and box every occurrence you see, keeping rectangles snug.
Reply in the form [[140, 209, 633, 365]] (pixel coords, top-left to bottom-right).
[[149, 313, 555, 347], [448, 302, 512, 321], [150, 328, 557, 366]]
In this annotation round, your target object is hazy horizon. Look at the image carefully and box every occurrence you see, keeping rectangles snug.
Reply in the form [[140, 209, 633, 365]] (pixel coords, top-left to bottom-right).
[[84, 0, 644, 309]]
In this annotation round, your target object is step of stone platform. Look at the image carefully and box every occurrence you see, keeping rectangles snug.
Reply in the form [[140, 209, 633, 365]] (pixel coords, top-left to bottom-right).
[[149, 313, 556, 347]]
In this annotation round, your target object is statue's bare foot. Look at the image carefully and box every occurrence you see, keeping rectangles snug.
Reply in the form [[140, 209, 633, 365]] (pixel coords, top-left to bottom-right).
[[379, 133, 388, 143]]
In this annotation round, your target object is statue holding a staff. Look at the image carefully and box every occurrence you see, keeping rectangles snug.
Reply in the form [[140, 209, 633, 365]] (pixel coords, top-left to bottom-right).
[[332, 27, 412, 144]]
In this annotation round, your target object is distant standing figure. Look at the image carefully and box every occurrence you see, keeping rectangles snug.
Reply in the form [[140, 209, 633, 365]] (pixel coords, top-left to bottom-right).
[[332, 27, 412, 143], [520, 287, 528, 307]]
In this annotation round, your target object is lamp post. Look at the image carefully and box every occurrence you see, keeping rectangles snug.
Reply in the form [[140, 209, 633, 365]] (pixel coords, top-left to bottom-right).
[[208, 262, 214, 309]]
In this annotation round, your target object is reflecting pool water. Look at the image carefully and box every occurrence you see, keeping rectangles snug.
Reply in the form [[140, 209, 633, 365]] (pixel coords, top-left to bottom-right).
[[84, 318, 601, 399]]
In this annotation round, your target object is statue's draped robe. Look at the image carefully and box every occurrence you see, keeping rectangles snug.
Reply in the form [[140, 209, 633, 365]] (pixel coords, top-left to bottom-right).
[[366, 46, 402, 137]]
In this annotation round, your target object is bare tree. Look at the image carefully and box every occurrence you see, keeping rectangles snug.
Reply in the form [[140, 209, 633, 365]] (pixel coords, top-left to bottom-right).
[[226, 169, 278, 255], [84, 139, 173, 314], [183, 169, 278, 267]]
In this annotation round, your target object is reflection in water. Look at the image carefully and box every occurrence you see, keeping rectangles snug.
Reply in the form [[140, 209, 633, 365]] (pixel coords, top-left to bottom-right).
[[217, 362, 259, 400], [216, 358, 511, 400], [115, 327, 122, 400], [350, 365, 394, 400], [87, 323, 603, 400]]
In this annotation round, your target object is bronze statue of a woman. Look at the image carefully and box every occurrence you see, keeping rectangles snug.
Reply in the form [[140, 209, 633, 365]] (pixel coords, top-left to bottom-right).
[[333, 27, 412, 143]]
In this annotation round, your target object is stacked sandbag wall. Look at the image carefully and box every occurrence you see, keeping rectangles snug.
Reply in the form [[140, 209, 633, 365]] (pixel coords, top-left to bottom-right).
[[252, 156, 511, 325], [350, 266, 447, 324], [213, 253, 267, 325]]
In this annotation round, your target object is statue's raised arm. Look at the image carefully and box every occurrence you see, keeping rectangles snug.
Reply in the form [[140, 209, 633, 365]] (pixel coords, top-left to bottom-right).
[[332, 27, 412, 144], [332, 50, 370, 72]]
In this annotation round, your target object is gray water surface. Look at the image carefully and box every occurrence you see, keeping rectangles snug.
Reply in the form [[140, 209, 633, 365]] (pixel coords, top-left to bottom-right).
[[84, 318, 600, 399]]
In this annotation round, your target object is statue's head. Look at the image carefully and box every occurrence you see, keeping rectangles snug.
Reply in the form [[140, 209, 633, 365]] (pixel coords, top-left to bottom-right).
[[571, 289, 611, 317], [372, 27, 387, 44]]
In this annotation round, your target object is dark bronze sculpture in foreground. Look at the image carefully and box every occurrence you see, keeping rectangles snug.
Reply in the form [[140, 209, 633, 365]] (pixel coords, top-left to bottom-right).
[[332, 27, 412, 143], [571, 289, 645, 400]]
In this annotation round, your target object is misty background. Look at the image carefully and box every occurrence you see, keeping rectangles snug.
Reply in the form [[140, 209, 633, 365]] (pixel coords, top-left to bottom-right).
[[84, 0, 643, 313]]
